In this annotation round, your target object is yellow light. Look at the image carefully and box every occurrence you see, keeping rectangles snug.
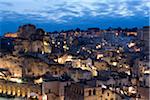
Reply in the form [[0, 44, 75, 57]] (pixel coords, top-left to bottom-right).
[[17, 89, 21, 96], [52, 41, 55, 44], [112, 62, 117, 66], [116, 50, 120, 53], [96, 45, 101, 49], [34, 77, 43, 84], [54, 59, 58, 62], [97, 54, 103, 59], [42, 94, 47, 100], [0, 87, 2, 93], [43, 41, 49, 45], [22, 92, 26, 97], [7, 86, 11, 95], [9, 78, 22, 83], [144, 70, 150, 74], [12, 90, 15, 95], [58, 58, 62, 64], [3, 87, 6, 94]]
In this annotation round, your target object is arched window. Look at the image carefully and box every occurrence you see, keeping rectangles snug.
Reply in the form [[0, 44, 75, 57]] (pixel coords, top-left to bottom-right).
[[89, 90, 92, 96], [107, 92, 109, 96], [93, 89, 96, 95]]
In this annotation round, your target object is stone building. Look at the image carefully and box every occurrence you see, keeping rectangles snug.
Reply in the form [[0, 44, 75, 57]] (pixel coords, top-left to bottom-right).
[[17, 24, 36, 39], [94, 60, 109, 70], [12, 24, 52, 54], [0, 79, 41, 99], [0, 55, 22, 78], [67, 68, 92, 82], [42, 80, 72, 100], [64, 82, 123, 100], [23, 57, 68, 77]]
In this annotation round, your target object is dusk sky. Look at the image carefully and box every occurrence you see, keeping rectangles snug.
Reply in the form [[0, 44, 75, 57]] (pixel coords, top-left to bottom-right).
[[0, 0, 149, 35]]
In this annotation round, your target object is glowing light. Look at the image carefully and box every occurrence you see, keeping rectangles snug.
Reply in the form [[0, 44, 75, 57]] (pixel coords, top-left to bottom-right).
[[43, 41, 49, 45], [125, 65, 129, 68], [127, 32, 137, 36], [0, 87, 2, 93], [63, 45, 69, 50], [115, 32, 119, 36], [120, 90, 124, 94], [57, 42, 60, 45], [3, 87, 6, 94], [54, 59, 58, 62], [102, 43, 105, 46], [42, 51, 45, 54], [9, 78, 22, 83], [22, 91, 26, 97], [7, 86, 11, 95], [34, 77, 43, 84], [92, 70, 98, 76], [4, 33, 18, 38], [134, 48, 141, 52], [125, 71, 131, 75], [30, 92, 38, 98], [67, 55, 72, 60], [44, 32, 47, 35], [96, 44, 101, 49], [58, 58, 62, 64], [128, 87, 136, 94], [12, 90, 15, 95], [144, 70, 150, 74], [82, 47, 86, 50], [52, 41, 55, 44], [42, 94, 47, 100], [87, 50, 91, 53], [112, 62, 117, 66], [128, 42, 136, 48], [97, 54, 104, 59], [116, 50, 120, 53], [101, 84, 107, 89]]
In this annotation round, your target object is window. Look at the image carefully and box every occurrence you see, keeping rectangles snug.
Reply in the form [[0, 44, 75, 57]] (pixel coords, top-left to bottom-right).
[[119, 83, 121, 86], [48, 89, 51, 93], [107, 93, 109, 96], [102, 89, 104, 94], [80, 90, 83, 95], [55, 71, 57, 75], [89, 90, 92, 96], [93, 89, 96, 95], [110, 98, 114, 100]]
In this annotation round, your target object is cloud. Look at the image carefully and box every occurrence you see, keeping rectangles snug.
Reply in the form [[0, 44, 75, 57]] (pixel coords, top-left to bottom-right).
[[0, 0, 149, 23], [0, 2, 13, 7]]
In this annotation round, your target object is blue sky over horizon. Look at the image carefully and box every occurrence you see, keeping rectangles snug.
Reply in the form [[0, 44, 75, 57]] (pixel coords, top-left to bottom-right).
[[0, 0, 149, 35]]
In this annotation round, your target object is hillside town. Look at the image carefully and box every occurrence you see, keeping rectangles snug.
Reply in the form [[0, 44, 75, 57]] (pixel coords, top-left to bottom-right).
[[0, 24, 149, 100]]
